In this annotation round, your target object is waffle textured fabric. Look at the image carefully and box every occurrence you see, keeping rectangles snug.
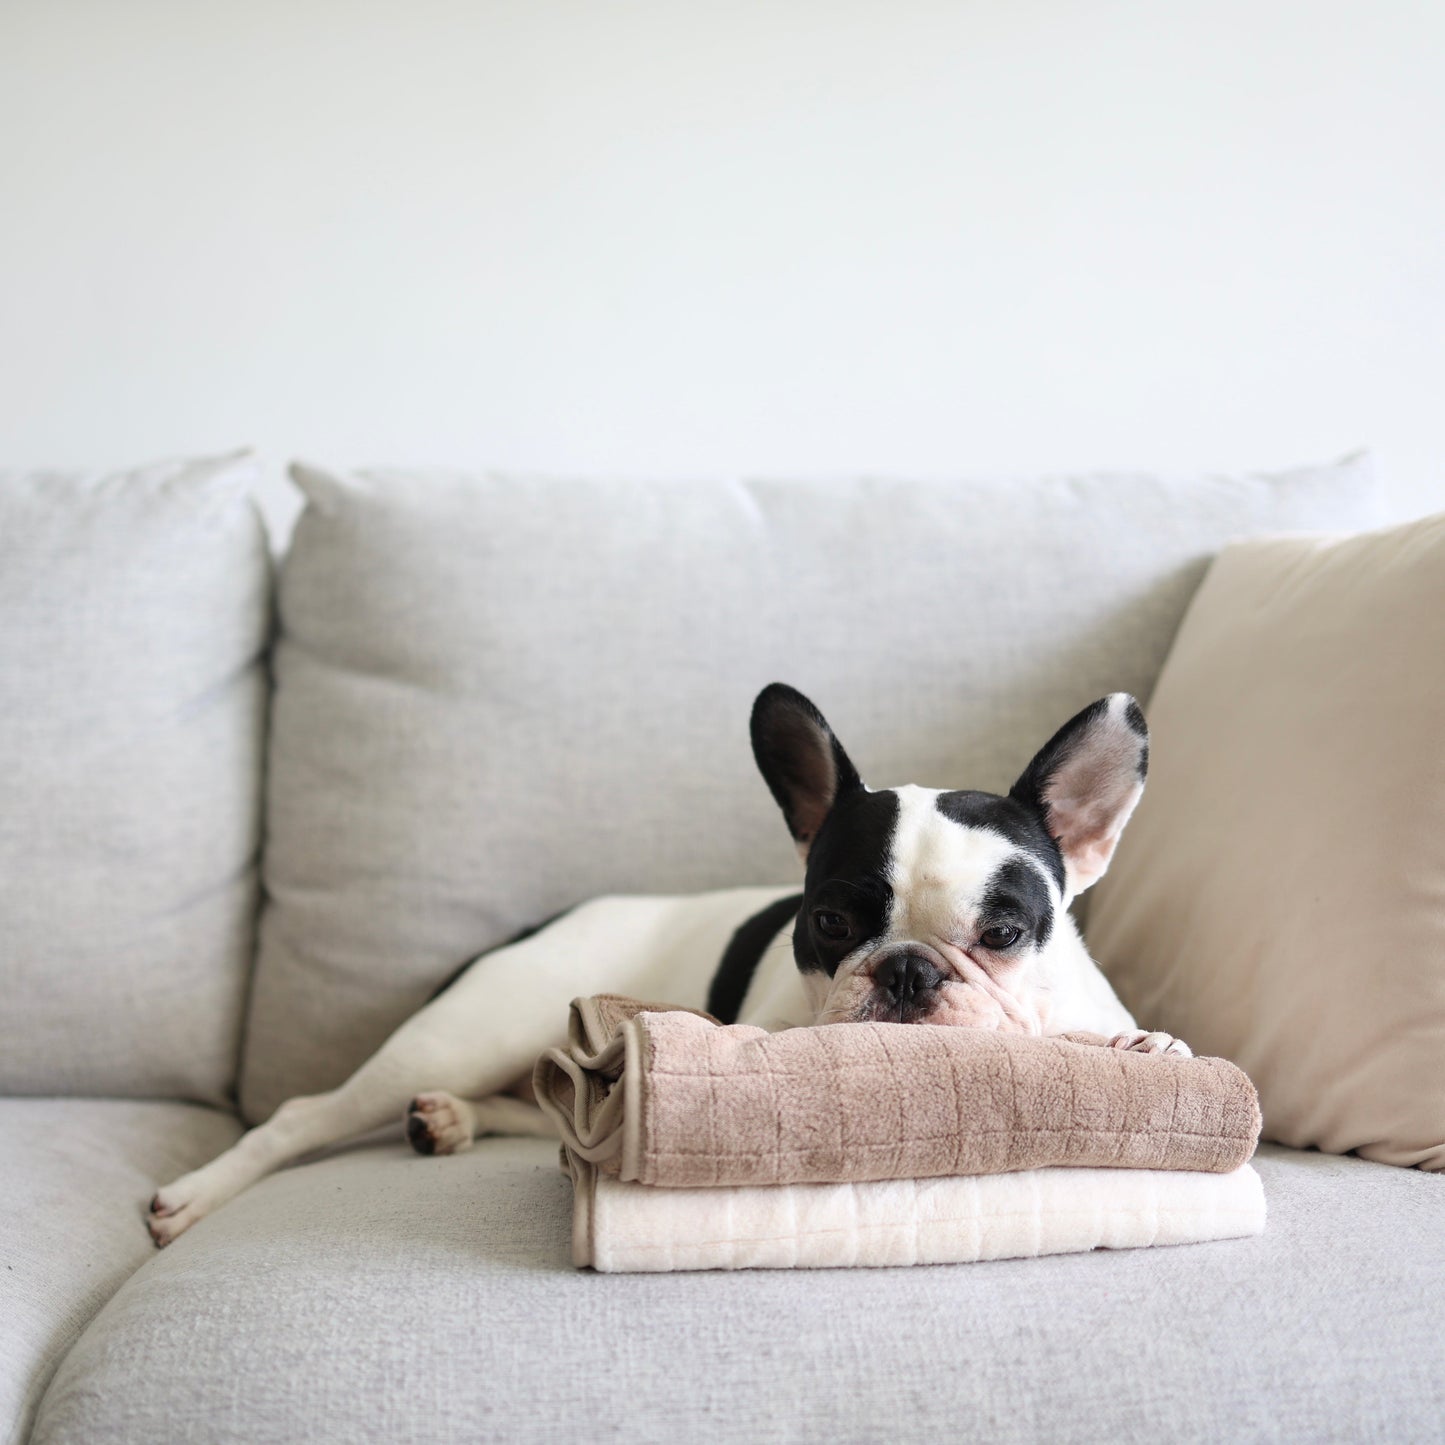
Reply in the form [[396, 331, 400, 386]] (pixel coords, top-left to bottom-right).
[[1088, 512, 1445, 1169], [0, 456, 270, 1103], [570, 1158, 1265, 1271], [535, 998, 1261, 1186], [240, 457, 1378, 1121]]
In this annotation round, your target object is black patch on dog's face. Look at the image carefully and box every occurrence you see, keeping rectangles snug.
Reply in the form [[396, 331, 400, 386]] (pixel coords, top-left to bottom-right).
[[934, 789, 1066, 893], [794, 788, 899, 976], [978, 855, 1056, 949]]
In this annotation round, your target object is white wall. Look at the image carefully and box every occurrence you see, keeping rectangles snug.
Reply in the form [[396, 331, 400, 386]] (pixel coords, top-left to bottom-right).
[[2, 0, 1442, 535]]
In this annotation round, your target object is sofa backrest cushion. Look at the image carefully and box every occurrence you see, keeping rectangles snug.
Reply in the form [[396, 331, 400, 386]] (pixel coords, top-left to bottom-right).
[[0, 455, 270, 1105], [239, 457, 1377, 1122]]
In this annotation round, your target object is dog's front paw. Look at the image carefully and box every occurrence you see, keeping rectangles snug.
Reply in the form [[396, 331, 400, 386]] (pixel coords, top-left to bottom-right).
[[147, 1171, 219, 1248], [1107, 1030, 1192, 1058], [405, 1092, 476, 1156]]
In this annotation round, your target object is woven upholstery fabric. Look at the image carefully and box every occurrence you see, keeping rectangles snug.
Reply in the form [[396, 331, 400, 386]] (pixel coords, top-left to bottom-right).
[[31, 1138, 1444, 1445], [0, 455, 270, 1103], [0, 1099, 242, 1445], [240, 456, 1377, 1122]]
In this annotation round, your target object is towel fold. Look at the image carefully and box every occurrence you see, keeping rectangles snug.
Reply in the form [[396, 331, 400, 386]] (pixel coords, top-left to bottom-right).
[[568, 1154, 1267, 1271], [534, 996, 1262, 1189]]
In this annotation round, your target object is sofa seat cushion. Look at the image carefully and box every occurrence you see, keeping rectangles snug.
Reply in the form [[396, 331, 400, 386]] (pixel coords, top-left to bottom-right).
[[0, 1099, 242, 1445], [32, 1139, 1444, 1444]]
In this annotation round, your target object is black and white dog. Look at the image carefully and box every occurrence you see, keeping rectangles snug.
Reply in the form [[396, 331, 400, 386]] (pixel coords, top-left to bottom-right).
[[148, 683, 1185, 1245]]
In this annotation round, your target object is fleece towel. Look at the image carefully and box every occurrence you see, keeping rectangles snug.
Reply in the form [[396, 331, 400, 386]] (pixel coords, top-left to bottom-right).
[[567, 1153, 1267, 1271], [534, 997, 1262, 1189]]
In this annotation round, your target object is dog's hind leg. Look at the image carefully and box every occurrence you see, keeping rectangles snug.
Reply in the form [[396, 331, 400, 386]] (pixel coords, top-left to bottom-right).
[[147, 890, 779, 1245], [146, 900, 629, 1245]]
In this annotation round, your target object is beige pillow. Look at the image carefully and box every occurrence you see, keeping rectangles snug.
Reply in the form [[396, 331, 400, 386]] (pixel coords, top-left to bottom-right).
[[1087, 512, 1445, 1169]]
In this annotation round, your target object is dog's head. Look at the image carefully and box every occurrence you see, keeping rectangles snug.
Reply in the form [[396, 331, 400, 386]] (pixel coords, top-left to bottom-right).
[[751, 683, 1148, 1030]]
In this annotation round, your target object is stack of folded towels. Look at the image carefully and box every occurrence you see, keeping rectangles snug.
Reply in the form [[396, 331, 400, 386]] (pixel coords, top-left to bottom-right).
[[533, 997, 1265, 1273]]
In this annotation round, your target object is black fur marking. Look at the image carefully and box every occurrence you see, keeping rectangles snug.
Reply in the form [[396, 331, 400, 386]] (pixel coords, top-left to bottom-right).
[[1123, 698, 1150, 777], [796, 789, 899, 976], [427, 907, 577, 1002], [978, 856, 1056, 949], [708, 892, 804, 1025], [934, 790, 1066, 894]]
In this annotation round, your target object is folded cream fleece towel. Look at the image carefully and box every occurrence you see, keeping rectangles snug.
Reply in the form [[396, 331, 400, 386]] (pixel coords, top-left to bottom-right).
[[566, 1153, 1267, 1272], [534, 996, 1262, 1189]]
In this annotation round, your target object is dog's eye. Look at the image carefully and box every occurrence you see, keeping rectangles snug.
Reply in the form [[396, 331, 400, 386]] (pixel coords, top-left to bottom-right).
[[813, 910, 853, 942], [980, 925, 1022, 950]]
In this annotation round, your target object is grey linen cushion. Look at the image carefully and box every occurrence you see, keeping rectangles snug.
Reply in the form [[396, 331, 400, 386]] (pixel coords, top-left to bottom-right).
[[0, 1098, 242, 1445], [240, 457, 1377, 1122], [30, 1138, 1445, 1444], [0, 456, 270, 1103]]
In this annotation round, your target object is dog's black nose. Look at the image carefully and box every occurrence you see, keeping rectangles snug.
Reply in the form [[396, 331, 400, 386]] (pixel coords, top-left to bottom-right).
[[873, 952, 943, 1008]]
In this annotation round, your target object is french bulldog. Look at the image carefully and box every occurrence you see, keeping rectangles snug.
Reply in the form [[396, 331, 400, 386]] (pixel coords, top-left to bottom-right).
[[147, 683, 1185, 1245]]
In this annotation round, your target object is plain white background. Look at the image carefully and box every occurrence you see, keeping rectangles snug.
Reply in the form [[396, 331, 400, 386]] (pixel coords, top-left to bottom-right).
[[2, 0, 1442, 534]]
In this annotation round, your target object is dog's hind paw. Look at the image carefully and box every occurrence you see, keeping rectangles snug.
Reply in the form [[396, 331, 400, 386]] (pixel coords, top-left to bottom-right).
[[405, 1092, 476, 1156], [1107, 1030, 1192, 1058]]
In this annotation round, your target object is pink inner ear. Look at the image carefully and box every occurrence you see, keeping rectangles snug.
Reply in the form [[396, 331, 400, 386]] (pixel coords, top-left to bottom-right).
[[1066, 829, 1126, 893], [1046, 725, 1147, 890], [1050, 774, 1145, 895]]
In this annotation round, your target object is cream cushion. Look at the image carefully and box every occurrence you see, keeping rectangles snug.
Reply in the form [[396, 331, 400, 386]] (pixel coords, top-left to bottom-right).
[[1088, 512, 1445, 1169]]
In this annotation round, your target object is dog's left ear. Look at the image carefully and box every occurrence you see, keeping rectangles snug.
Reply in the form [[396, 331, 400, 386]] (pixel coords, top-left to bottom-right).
[[1009, 693, 1149, 900]]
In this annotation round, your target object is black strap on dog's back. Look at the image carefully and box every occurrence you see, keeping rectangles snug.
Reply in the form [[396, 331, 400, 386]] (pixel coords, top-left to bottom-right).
[[707, 892, 804, 1024]]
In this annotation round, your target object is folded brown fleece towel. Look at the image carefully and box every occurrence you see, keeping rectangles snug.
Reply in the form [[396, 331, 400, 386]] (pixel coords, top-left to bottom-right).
[[534, 996, 1261, 1187]]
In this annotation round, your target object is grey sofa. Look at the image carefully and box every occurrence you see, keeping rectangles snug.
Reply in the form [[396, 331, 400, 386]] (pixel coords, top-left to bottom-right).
[[4, 454, 1442, 1445]]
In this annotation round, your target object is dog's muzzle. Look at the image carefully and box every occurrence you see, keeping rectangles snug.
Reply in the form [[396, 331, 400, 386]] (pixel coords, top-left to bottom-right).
[[869, 949, 944, 1023]]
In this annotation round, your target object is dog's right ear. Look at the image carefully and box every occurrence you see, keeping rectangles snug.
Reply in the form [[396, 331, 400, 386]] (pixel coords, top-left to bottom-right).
[[1009, 692, 1149, 901], [751, 684, 864, 859]]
